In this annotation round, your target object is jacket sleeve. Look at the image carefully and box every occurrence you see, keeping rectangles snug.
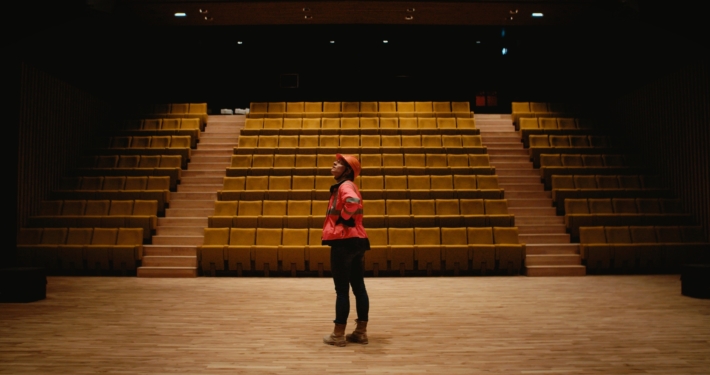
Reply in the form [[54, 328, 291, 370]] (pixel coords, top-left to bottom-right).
[[339, 183, 361, 220]]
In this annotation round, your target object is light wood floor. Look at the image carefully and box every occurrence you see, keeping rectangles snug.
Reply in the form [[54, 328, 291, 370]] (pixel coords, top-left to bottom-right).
[[1, 275, 709, 374]]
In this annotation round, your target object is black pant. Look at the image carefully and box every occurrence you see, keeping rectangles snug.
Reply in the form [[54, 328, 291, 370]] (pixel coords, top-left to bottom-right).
[[330, 244, 369, 324]]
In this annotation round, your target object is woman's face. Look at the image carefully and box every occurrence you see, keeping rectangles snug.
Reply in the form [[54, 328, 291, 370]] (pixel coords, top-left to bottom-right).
[[331, 159, 348, 177]]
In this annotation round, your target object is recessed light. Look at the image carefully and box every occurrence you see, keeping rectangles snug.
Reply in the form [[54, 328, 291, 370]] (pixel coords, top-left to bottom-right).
[[204, 16, 213, 21], [237, 41, 243, 45], [406, 8, 415, 12], [330, 40, 335, 44], [476, 41, 481, 44], [303, 7, 310, 12], [532, 12, 544, 17], [199, 9, 208, 14], [405, 15, 414, 21], [509, 9, 518, 14], [174, 12, 186, 17], [502, 48, 508, 55], [304, 15, 312, 20], [383, 40, 388, 44]]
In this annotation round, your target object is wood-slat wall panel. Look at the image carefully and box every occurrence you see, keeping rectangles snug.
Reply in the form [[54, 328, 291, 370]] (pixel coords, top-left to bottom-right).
[[616, 59, 710, 239], [17, 64, 111, 233]]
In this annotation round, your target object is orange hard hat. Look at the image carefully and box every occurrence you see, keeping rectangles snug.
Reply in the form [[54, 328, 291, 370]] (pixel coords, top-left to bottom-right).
[[336, 153, 361, 179]]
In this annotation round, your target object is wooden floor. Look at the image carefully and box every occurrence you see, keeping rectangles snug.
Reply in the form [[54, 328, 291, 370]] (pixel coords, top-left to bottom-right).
[[1, 275, 709, 374]]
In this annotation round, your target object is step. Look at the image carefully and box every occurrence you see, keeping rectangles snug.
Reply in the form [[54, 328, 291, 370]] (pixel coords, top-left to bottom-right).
[[167, 200, 215, 209], [181, 170, 226, 178], [501, 183, 545, 192], [525, 243, 580, 255], [515, 216, 563, 225], [525, 254, 581, 266], [142, 245, 198, 256], [481, 136, 522, 143], [180, 176, 225, 185], [508, 206, 556, 215], [137, 267, 198, 278], [517, 224, 567, 234], [198, 138, 240, 144], [486, 148, 529, 156], [519, 233, 571, 244], [196, 144, 237, 150], [151, 235, 205, 246], [476, 131, 517, 137], [507, 198, 553, 207], [483, 143, 524, 150], [491, 162, 534, 169], [498, 176, 542, 184], [165, 208, 215, 217], [156, 226, 207, 236], [494, 169, 539, 177], [191, 149, 235, 157], [171, 192, 218, 200], [142, 255, 197, 267], [201, 132, 241, 138], [187, 162, 230, 170], [176, 184, 224, 192], [524, 265, 586, 277], [188, 156, 232, 163], [489, 155, 531, 163], [503, 191, 551, 199], [157, 217, 209, 226]]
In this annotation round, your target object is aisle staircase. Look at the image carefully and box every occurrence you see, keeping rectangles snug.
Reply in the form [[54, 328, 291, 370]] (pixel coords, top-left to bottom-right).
[[137, 115, 244, 277], [476, 114, 586, 276]]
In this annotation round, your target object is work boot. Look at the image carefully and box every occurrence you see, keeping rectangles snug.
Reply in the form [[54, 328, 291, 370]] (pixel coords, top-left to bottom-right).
[[323, 323, 347, 347], [345, 319, 368, 344]]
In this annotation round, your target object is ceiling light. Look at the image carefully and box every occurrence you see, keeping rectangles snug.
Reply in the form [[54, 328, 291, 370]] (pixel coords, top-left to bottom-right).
[[383, 40, 389, 44], [199, 9, 208, 14], [204, 16, 213, 21], [174, 12, 186, 17], [330, 40, 335, 44], [237, 41, 243, 45], [532, 12, 544, 17], [405, 15, 414, 20], [509, 9, 518, 14], [303, 7, 310, 12], [304, 15, 312, 20], [407, 8, 415, 12], [476, 41, 481, 44], [502, 48, 508, 55]]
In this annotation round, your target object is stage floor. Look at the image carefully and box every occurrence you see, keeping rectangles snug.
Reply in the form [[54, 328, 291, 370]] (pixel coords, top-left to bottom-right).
[[1, 275, 709, 374]]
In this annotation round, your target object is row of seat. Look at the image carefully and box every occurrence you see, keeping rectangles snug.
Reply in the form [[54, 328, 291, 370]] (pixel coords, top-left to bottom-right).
[[551, 175, 672, 214], [579, 226, 709, 272], [511, 101, 572, 129], [27, 200, 158, 240], [141, 103, 208, 129], [235, 135, 485, 157], [218, 175, 503, 201], [564, 198, 693, 239], [16, 227, 144, 272], [74, 155, 182, 189], [208, 198, 513, 228], [55, 176, 170, 214], [529, 135, 618, 167], [227, 154, 494, 176], [117, 118, 201, 147], [539, 154, 647, 188], [244, 117, 477, 131], [199, 226, 522, 275], [248, 101, 472, 118], [519, 117, 600, 148]]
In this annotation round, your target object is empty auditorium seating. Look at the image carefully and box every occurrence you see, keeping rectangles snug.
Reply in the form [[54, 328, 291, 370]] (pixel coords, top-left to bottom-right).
[[197, 226, 523, 276], [16, 227, 144, 273], [52, 176, 170, 215], [74, 155, 182, 190], [579, 226, 709, 273]]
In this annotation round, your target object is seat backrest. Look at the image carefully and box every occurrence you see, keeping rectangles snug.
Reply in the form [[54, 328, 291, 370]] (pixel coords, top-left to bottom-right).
[[282, 228, 309, 246], [415, 227, 440, 245], [484, 200, 508, 215], [287, 200, 312, 215], [579, 227, 607, 243], [565, 199, 589, 214], [66, 228, 93, 244], [262, 118, 283, 129], [435, 199, 460, 215], [388, 228, 414, 245], [203, 228, 230, 246], [605, 226, 632, 243], [574, 175, 597, 189], [386, 200, 411, 215], [551, 175, 575, 190], [589, 199, 614, 213], [91, 228, 118, 245], [460, 199, 484, 215], [467, 227, 493, 244], [214, 201, 238, 216], [61, 200, 86, 215], [262, 200, 287, 215], [138, 155, 161, 168], [411, 200, 436, 215], [230, 228, 256, 246], [238, 201, 262, 216], [493, 227, 519, 244], [630, 226, 657, 243], [256, 228, 282, 246], [109, 200, 134, 215], [611, 198, 637, 213]]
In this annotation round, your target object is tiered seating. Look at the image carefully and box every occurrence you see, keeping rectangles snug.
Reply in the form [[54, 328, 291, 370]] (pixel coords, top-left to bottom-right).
[[539, 154, 648, 189], [227, 154, 495, 177], [519, 117, 600, 148], [528, 135, 620, 168], [96, 136, 191, 166], [74, 155, 182, 190], [27, 200, 158, 241], [116, 118, 201, 148], [218, 175, 503, 200], [141, 102, 208, 131], [242, 117, 477, 135], [52, 176, 170, 215], [248, 101, 472, 119], [207, 198, 513, 229], [551, 175, 674, 214], [580, 226, 710, 273], [511, 101, 573, 130], [234, 134, 485, 155], [198, 226, 523, 276], [16, 227, 144, 273], [564, 198, 694, 240]]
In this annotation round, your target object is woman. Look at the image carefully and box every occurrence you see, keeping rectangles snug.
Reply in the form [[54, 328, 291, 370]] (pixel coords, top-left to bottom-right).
[[322, 154, 370, 347]]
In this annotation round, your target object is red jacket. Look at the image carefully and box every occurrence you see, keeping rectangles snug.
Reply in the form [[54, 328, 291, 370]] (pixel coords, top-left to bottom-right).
[[321, 180, 368, 241]]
